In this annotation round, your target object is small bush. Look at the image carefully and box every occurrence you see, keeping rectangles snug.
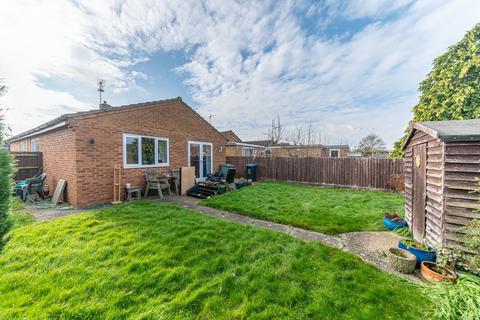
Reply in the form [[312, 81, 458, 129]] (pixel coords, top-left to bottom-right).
[[425, 275, 480, 320], [463, 219, 480, 271]]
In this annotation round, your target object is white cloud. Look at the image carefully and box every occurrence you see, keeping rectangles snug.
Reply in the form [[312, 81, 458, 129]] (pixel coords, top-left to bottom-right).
[[1, 0, 479, 148]]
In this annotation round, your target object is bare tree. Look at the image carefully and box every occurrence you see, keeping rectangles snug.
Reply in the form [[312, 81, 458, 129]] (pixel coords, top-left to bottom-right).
[[318, 130, 330, 145], [288, 125, 304, 146], [304, 121, 315, 157], [266, 115, 284, 146], [357, 133, 386, 155]]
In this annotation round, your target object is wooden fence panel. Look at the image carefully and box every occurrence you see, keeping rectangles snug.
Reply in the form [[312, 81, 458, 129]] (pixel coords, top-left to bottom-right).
[[226, 156, 404, 191], [10, 152, 43, 181]]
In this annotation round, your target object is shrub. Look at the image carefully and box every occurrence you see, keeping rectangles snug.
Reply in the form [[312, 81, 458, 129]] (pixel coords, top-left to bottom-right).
[[0, 103, 14, 239], [0, 148, 13, 238], [425, 275, 480, 320], [463, 219, 480, 273]]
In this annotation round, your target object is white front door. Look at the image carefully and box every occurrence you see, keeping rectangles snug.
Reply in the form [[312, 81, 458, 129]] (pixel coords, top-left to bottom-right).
[[188, 141, 213, 180]]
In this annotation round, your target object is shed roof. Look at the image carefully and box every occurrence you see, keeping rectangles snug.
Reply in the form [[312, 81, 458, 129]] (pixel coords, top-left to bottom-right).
[[403, 119, 480, 149]]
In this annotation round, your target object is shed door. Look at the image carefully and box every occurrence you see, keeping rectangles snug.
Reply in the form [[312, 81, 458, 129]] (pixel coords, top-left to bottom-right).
[[412, 143, 427, 241]]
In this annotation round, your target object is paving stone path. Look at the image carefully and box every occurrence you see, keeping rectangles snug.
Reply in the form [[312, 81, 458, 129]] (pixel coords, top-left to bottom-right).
[[161, 195, 421, 282]]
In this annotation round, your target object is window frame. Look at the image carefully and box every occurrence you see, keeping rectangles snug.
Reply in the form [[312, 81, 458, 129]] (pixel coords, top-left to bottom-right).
[[30, 139, 40, 152], [264, 147, 272, 157], [123, 133, 170, 169], [242, 147, 254, 157], [187, 140, 214, 179], [329, 149, 340, 158], [19, 141, 25, 151]]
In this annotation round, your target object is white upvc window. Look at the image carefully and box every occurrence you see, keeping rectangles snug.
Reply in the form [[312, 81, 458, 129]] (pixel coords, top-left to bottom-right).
[[31, 139, 40, 152], [242, 147, 254, 157], [264, 147, 272, 157], [329, 149, 340, 158], [123, 134, 169, 168], [19, 142, 25, 151]]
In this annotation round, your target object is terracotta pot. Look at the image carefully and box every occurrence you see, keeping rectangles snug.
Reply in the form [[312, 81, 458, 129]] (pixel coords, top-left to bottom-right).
[[387, 248, 416, 274], [420, 261, 457, 284]]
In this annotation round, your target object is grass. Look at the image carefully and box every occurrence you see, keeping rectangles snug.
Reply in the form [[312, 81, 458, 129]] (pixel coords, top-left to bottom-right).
[[202, 182, 405, 234], [7, 198, 35, 229], [0, 200, 425, 319]]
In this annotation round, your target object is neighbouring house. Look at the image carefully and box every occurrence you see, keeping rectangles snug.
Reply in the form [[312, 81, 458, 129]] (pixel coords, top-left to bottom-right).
[[220, 130, 242, 143], [243, 140, 349, 158], [268, 144, 349, 158], [7, 97, 227, 208], [221, 130, 266, 157], [403, 119, 480, 251], [222, 132, 269, 157], [348, 150, 391, 158], [225, 141, 267, 157]]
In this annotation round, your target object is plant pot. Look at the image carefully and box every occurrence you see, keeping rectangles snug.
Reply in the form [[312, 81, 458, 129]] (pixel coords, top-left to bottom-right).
[[420, 261, 457, 283], [383, 216, 407, 230], [398, 240, 436, 267], [235, 182, 245, 189], [387, 248, 416, 274]]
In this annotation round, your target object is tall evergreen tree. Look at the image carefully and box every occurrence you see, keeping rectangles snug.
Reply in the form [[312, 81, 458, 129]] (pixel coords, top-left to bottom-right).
[[391, 23, 480, 157], [0, 83, 13, 239]]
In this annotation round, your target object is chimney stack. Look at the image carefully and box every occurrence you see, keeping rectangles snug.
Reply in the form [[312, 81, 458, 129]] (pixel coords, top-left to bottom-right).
[[99, 100, 111, 110]]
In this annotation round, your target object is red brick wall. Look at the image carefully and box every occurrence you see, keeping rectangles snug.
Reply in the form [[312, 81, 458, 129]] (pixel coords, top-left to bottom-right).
[[72, 100, 226, 207], [9, 100, 227, 208], [9, 127, 78, 206]]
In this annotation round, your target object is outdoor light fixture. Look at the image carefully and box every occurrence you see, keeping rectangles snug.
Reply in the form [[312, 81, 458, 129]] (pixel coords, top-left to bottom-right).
[[219, 146, 223, 153], [88, 137, 95, 144]]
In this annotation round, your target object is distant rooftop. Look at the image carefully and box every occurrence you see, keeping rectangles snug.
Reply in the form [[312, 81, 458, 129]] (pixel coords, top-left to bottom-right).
[[243, 140, 290, 147]]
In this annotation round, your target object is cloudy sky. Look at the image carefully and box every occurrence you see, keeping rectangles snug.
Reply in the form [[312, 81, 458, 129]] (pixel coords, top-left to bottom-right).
[[1, 0, 479, 147]]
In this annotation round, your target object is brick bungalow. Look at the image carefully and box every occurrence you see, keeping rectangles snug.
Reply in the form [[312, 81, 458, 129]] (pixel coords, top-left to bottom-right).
[[221, 130, 266, 157], [242, 139, 350, 158], [268, 144, 350, 158], [8, 97, 227, 207]]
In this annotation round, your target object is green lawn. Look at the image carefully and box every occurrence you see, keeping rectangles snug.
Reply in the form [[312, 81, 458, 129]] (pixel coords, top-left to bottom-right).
[[7, 198, 35, 229], [202, 182, 404, 234], [0, 201, 424, 319]]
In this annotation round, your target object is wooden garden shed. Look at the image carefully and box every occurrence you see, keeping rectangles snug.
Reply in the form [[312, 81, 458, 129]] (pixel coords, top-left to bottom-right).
[[403, 119, 480, 251]]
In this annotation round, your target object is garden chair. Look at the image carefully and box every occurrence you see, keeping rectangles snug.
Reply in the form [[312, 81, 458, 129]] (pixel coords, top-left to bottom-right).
[[14, 170, 43, 196], [144, 171, 171, 199], [172, 169, 180, 195], [21, 173, 46, 203]]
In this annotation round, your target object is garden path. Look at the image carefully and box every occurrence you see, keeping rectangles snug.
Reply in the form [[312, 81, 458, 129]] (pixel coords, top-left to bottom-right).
[[161, 195, 421, 282]]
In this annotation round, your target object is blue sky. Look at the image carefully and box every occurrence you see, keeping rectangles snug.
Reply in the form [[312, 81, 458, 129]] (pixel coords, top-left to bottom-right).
[[1, 0, 479, 148]]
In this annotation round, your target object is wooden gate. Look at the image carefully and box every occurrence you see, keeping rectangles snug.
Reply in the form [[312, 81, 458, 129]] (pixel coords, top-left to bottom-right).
[[412, 144, 427, 241], [11, 152, 43, 181]]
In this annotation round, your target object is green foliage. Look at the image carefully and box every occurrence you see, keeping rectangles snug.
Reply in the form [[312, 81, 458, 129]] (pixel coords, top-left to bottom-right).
[[425, 275, 480, 320], [357, 133, 386, 156], [0, 149, 13, 239], [434, 219, 480, 276], [394, 226, 413, 239], [463, 219, 480, 272], [6, 198, 34, 229], [391, 23, 480, 158], [0, 86, 13, 240], [0, 201, 426, 319], [202, 182, 405, 234]]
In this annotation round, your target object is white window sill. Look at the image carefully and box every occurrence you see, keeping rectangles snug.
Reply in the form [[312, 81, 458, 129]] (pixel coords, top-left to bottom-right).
[[123, 163, 170, 169]]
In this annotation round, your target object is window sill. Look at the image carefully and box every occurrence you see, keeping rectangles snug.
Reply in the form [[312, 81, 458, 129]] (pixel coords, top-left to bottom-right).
[[123, 163, 170, 169]]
